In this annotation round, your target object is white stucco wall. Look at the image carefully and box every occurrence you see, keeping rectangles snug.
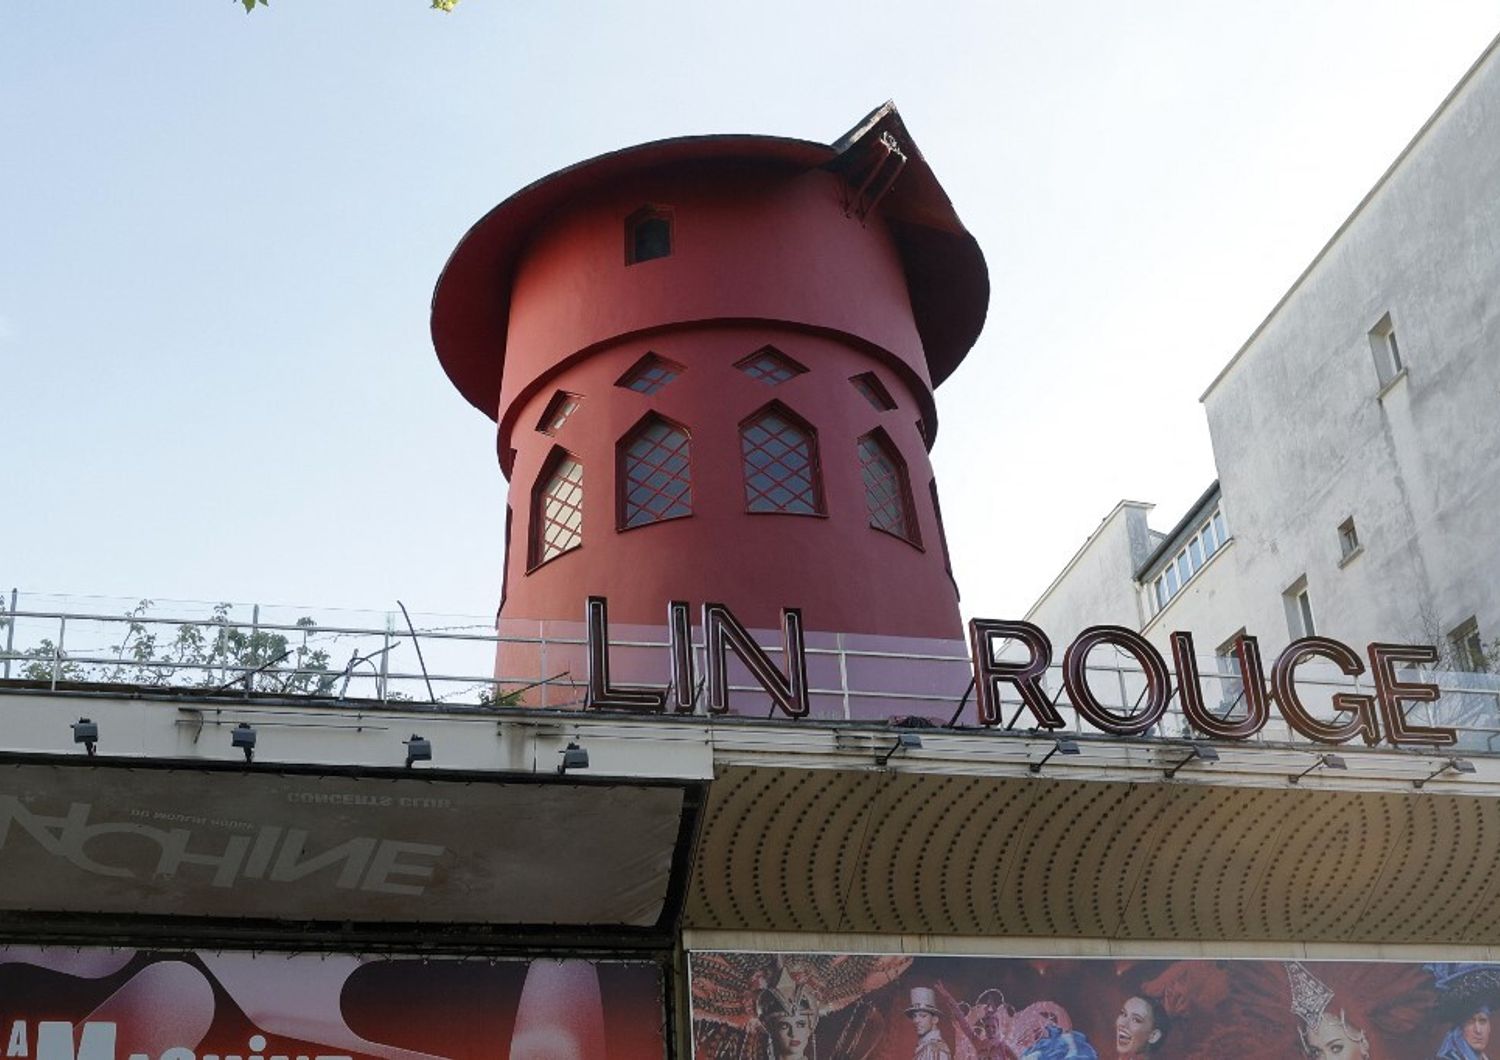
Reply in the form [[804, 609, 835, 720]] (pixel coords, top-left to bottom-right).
[[1200, 33, 1500, 658], [1025, 501, 1155, 644], [1030, 36, 1500, 669]]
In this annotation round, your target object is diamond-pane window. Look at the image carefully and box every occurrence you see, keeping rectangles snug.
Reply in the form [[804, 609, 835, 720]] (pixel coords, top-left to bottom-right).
[[531, 453, 584, 566], [741, 405, 822, 515], [736, 346, 806, 386], [858, 431, 919, 545], [621, 416, 693, 528], [617, 354, 682, 396], [851, 372, 897, 411], [537, 391, 582, 435]]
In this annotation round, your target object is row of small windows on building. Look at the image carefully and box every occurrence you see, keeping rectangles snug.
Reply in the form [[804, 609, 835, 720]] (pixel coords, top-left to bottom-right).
[[1146, 507, 1229, 615], [588, 347, 899, 408], [538, 351, 898, 436], [529, 408, 924, 568]]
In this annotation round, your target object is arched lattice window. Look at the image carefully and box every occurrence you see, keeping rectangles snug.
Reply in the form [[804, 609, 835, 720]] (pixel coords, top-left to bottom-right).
[[858, 430, 920, 546], [740, 403, 823, 515], [619, 415, 693, 529], [530, 449, 584, 568]]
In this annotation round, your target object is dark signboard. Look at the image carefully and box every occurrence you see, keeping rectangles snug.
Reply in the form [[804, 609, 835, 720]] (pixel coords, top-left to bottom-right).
[[689, 951, 1499, 1060], [0, 947, 665, 1060], [0, 761, 691, 928]]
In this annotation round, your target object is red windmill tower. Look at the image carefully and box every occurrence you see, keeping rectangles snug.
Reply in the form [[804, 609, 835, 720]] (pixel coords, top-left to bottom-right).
[[432, 104, 988, 686]]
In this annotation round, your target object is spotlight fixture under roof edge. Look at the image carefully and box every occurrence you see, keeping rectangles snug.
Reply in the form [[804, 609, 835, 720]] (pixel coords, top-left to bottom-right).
[[1030, 736, 1082, 774], [558, 741, 589, 775], [1164, 741, 1219, 780], [404, 734, 433, 768], [231, 722, 256, 763], [71, 717, 99, 756], [1289, 752, 1348, 784]]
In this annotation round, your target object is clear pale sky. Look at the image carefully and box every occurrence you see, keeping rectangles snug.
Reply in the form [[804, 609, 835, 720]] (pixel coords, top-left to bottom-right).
[[2, 2, 1497, 626]]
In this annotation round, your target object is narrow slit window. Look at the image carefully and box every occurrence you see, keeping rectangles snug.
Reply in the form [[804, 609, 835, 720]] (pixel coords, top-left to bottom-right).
[[1368, 312, 1404, 388], [930, 479, 955, 586], [1338, 517, 1360, 560], [1283, 576, 1315, 638], [1449, 617, 1487, 672], [858, 430, 920, 546], [740, 404, 823, 515], [626, 206, 672, 265], [619, 415, 693, 528], [530, 450, 584, 568], [851, 372, 897, 411], [537, 391, 582, 435]]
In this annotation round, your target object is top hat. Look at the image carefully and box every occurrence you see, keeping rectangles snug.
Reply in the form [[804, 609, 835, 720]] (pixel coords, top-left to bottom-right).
[[906, 988, 941, 1017], [1429, 963, 1500, 1023]]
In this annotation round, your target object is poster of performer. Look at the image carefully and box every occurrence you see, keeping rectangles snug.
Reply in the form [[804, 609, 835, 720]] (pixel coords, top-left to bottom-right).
[[688, 952, 1500, 1060], [0, 948, 666, 1060]]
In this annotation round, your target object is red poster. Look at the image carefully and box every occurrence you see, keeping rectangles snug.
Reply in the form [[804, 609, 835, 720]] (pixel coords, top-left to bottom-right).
[[690, 951, 1499, 1060], [0, 948, 665, 1060]]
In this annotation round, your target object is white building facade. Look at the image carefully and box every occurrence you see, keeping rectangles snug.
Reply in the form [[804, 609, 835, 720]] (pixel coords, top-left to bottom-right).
[[1029, 33, 1500, 682]]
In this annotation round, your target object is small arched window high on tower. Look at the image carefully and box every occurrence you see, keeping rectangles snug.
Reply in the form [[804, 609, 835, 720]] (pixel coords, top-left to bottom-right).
[[740, 402, 823, 515], [619, 414, 693, 529], [858, 429, 920, 546], [625, 206, 672, 265], [530, 448, 584, 569]]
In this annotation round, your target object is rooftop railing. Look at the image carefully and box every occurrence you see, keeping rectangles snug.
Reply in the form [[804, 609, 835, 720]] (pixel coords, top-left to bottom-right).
[[2, 590, 1498, 752]]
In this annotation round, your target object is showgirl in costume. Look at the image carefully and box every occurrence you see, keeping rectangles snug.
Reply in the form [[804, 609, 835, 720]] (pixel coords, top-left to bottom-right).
[[1282, 961, 1436, 1059], [1109, 959, 1433, 1059], [1111, 996, 1165, 1057], [762, 972, 820, 1060], [940, 984, 1097, 1060], [1427, 963, 1500, 1060], [690, 953, 912, 1060], [1287, 961, 1372, 1059]]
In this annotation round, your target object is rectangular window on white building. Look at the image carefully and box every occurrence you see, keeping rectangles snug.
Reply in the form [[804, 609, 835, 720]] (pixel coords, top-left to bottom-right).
[[1215, 630, 1247, 712], [1448, 616, 1487, 672], [1338, 517, 1360, 561], [1368, 312, 1404, 389], [1283, 576, 1315, 638]]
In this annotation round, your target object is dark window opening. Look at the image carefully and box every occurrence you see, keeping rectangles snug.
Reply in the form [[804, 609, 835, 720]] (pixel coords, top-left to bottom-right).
[[626, 207, 672, 265], [930, 480, 953, 580], [500, 505, 513, 608]]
